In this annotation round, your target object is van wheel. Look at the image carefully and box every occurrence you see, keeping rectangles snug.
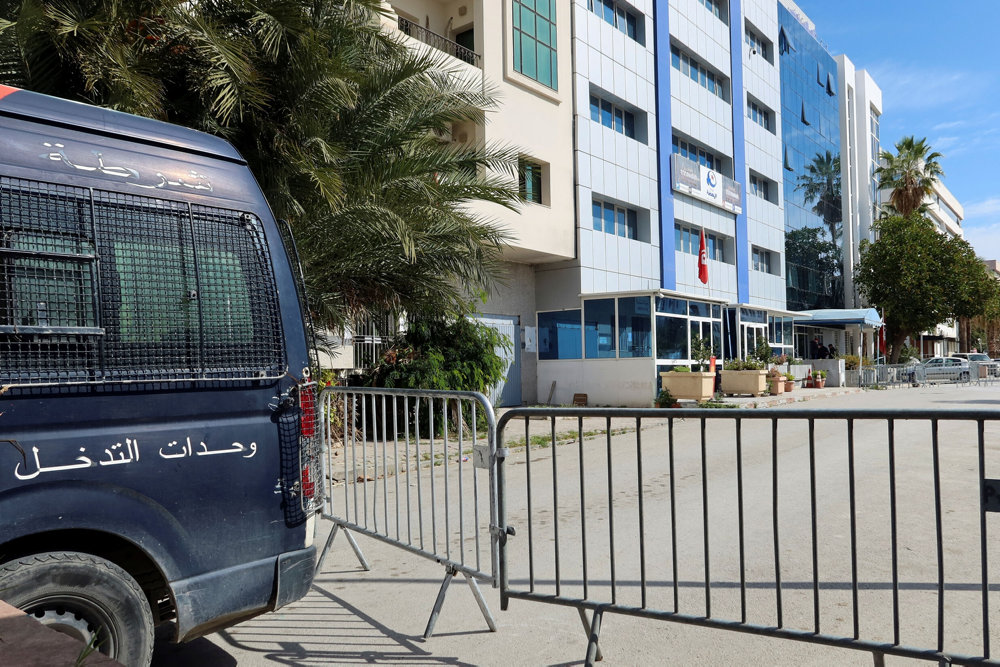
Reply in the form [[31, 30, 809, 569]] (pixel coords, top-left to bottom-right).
[[0, 552, 154, 666]]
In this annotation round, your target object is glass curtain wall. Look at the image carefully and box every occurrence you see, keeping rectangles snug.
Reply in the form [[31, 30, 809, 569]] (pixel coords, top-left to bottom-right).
[[778, 5, 844, 311]]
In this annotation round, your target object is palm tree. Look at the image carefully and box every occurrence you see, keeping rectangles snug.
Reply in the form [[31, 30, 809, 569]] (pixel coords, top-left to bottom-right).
[[874, 136, 944, 218], [0, 0, 519, 330]]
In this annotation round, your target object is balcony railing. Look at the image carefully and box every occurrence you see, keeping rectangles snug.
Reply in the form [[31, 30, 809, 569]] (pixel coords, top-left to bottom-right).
[[397, 16, 481, 68]]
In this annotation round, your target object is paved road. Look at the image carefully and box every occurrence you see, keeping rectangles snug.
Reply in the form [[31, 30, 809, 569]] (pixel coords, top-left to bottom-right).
[[153, 383, 1000, 666]]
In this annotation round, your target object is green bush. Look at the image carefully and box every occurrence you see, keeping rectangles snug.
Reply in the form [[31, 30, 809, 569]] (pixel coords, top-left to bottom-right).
[[656, 388, 676, 407], [723, 358, 765, 371], [690, 334, 713, 371], [751, 337, 774, 365], [673, 365, 692, 372], [842, 354, 861, 370]]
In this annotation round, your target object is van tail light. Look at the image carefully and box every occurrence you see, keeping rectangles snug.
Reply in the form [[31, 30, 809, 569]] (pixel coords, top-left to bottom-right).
[[300, 384, 317, 438], [298, 382, 321, 512]]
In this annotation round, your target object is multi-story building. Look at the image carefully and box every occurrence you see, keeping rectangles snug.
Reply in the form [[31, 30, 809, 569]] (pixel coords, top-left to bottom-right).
[[370, 0, 886, 406]]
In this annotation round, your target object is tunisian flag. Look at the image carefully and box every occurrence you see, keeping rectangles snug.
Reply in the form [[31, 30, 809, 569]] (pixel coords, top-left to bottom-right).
[[698, 228, 709, 284]]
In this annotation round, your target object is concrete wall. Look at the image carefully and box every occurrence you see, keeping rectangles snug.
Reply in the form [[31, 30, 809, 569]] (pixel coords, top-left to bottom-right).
[[537, 357, 658, 407], [482, 262, 539, 404]]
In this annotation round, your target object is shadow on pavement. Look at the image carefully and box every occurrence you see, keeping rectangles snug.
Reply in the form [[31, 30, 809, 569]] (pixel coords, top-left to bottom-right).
[[152, 584, 474, 666]]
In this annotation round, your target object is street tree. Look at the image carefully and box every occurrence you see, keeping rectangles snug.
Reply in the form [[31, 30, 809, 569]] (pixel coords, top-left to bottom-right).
[[855, 214, 999, 362], [0, 0, 519, 330], [875, 136, 944, 218]]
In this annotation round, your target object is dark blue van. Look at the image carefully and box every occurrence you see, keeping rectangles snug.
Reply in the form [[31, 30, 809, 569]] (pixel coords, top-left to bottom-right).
[[0, 85, 320, 665]]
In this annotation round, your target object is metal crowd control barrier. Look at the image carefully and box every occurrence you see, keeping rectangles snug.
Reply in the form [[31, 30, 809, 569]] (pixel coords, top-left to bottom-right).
[[316, 387, 499, 638], [496, 407, 1000, 666], [846, 363, 926, 388]]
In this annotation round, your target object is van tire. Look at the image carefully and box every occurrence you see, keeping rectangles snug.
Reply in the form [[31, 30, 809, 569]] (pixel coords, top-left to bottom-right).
[[0, 552, 154, 666]]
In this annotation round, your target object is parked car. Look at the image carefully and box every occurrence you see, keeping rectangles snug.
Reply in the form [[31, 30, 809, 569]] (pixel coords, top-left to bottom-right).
[[952, 352, 1000, 377], [920, 357, 971, 382]]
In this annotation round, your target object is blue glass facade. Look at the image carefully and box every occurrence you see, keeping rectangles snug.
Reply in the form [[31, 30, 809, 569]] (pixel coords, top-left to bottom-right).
[[778, 5, 844, 311]]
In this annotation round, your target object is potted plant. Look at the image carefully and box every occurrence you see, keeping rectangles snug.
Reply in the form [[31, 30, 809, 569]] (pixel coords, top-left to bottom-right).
[[655, 387, 680, 408], [812, 370, 827, 389], [659, 335, 715, 401], [767, 367, 785, 395], [784, 371, 795, 392], [720, 358, 768, 396]]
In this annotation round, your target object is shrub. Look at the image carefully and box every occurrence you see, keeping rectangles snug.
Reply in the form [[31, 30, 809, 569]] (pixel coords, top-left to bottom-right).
[[843, 354, 861, 370], [673, 366, 691, 372], [656, 388, 676, 407], [751, 337, 775, 365], [690, 334, 713, 371], [724, 358, 765, 371]]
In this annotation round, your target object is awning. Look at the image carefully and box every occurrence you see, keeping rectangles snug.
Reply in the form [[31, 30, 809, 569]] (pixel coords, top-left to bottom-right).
[[792, 308, 883, 328]]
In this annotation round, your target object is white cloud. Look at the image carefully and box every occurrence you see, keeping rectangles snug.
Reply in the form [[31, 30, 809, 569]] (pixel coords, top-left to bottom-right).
[[933, 120, 967, 131], [964, 220, 1000, 261], [870, 61, 982, 112], [964, 197, 1000, 219]]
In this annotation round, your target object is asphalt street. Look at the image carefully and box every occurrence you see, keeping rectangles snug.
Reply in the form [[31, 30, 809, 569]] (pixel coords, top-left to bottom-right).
[[152, 383, 1000, 666]]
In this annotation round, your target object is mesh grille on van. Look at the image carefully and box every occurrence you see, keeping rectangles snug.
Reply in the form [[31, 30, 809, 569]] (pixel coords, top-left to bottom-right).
[[0, 176, 286, 386]]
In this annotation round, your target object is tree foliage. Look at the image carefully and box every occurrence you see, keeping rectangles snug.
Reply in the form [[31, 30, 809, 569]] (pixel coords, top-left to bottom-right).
[[875, 136, 944, 218], [0, 0, 519, 329], [856, 214, 999, 362], [364, 317, 510, 396]]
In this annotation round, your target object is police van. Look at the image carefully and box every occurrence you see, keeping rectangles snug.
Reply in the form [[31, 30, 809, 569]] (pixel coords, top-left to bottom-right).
[[0, 85, 321, 665]]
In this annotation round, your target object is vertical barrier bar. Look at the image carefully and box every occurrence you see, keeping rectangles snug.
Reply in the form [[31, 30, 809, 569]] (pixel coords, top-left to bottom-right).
[[637, 416, 647, 609], [578, 415, 589, 601], [473, 402, 481, 573], [669, 417, 678, 613], [393, 395, 400, 541], [444, 398, 451, 561], [888, 419, 900, 646], [381, 394, 388, 534], [430, 398, 437, 554], [772, 418, 783, 628], [526, 417, 535, 592], [848, 418, 859, 640], [552, 416, 561, 597], [607, 416, 617, 605], [979, 419, 991, 659], [361, 394, 368, 527], [416, 397, 424, 551], [405, 396, 412, 545], [458, 401, 465, 565], [347, 393, 354, 525], [809, 419, 819, 634], [932, 419, 944, 653], [736, 417, 746, 624], [701, 417, 711, 618]]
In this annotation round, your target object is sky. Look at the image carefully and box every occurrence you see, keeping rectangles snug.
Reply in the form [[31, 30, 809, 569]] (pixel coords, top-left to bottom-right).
[[790, 0, 1000, 261]]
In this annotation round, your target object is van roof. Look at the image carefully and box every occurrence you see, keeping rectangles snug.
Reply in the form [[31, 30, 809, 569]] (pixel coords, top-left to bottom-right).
[[0, 84, 245, 164]]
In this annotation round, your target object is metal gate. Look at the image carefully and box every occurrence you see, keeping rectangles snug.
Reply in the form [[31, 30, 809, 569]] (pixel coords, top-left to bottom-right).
[[316, 386, 500, 638], [474, 314, 521, 407]]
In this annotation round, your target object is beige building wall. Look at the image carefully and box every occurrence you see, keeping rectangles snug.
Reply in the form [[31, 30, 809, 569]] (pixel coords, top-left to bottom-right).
[[382, 0, 576, 263]]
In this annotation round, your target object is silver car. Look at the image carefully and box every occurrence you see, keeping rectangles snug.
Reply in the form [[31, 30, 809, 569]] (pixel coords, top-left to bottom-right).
[[920, 356, 971, 382], [952, 352, 1000, 377]]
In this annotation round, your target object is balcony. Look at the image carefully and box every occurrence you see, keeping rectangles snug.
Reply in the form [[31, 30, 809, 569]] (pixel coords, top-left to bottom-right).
[[397, 16, 481, 68]]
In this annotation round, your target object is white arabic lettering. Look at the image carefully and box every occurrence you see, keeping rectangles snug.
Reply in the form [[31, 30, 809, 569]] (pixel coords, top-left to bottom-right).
[[40, 142, 213, 192]]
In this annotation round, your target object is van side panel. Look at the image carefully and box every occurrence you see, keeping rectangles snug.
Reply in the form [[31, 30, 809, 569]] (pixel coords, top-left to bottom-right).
[[0, 90, 315, 640]]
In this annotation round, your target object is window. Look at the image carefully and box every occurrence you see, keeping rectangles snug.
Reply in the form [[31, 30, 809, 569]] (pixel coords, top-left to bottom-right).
[[618, 296, 651, 358], [513, 0, 558, 89], [669, 45, 727, 100], [747, 98, 771, 131], [584, 298, 616, 359], [537, 309, 581, 360], [519, 158, 543, 204], [0, 177, 285, 386], [749, 173, 770, 201], [697, 0, 722, 20], [592, 198, 638, 239], [671, 136, 719, 172], [674, 223, 725, 262], [587, 0, 642, 43], [590, 94, 636, 139], [745, 25, 770, 61], [752, 247, 774, 274]]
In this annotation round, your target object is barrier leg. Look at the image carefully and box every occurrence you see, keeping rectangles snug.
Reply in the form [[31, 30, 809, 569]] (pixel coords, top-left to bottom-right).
[[578, 608, 603, 662], [315, 522, 371, 577], [872, 652, 885, 667], [584, 608, 604, 666], [464, 573, 497, 632], [424, 566, 456, 639]]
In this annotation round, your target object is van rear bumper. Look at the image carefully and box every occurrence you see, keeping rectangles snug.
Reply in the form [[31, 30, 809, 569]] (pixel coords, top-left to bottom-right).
[[172, 545, 316, 642]]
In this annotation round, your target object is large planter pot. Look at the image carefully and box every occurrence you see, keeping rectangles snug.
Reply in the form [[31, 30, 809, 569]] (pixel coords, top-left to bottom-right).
[[767, 377, 785, 395], [720, 370, 768, 397], [659, 371, 715, 401], [784, 380, 795, 392]]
